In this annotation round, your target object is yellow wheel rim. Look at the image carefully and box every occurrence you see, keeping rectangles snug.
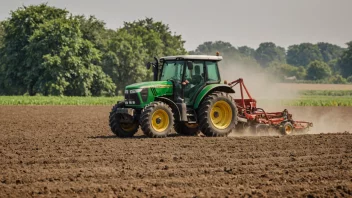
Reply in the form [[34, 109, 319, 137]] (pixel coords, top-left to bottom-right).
[[285, 125, 292, 134], [151, 109, 170, 132], [120, 123, 137, 132], [210, 101, 233, 130]]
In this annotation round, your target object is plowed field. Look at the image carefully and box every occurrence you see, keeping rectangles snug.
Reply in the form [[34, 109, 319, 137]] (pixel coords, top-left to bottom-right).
[[0, 106, 351, 197]]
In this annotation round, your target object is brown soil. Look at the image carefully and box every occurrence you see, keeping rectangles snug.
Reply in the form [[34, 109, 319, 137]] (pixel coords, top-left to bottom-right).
[[0, 106, 351, 198]]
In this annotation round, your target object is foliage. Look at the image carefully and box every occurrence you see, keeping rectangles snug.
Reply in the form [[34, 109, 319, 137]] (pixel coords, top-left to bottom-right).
[[0, 22, 4, 48], [0, 4, 115, 96], [190, 41, 261, 70], [255, 42, 286, 68], [1, 4, 68, 95], [75, 15, 110, 51], [123, 17, 186, 61], [306, 61, 331, 80], [286, 43, 323, 67], [328, 74, 347, 84], [238, 46, 256, 58], [337, 41, 352, 78], [102, 29, 148, 92], [266, 62, 306, 80], [317, 42, 345, 63], [347, 76, 352, 83], [327, 59, 340, 74]]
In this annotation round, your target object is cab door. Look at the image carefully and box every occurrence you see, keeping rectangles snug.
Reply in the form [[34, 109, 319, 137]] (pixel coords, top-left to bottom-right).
[[183, 60, 206, 105]]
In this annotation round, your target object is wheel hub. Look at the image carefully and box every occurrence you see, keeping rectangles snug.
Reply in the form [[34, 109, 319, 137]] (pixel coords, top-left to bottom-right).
[[151, 109, 170, 133], [210, 101, 233, 129], [214, 111, 219, 118]]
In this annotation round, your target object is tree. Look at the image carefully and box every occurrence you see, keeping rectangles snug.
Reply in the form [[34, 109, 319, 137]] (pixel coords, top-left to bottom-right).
[[328, 75, 347, 84], [0, 21, 4, 48], [190, 41, 261, 69], [255, 42, 286, 68], [75, 15, 110, 51], [337, 41, 352, 78], [102, 29, 148, 92], [26, 18, 115, 96], [238, 46, 256, 58], [1, 4, 69, 94], [1, 4, 115, 96], [286, 43, 323, 67], [327, 59, 340, 74], [347, 76, 352, 83], [306, 61, 332, 80], [317, 42, 345, 63], [123, 18, 186, 61], [191, 41, 238, 55], [266, 62, 306, 80], [0, 22, 5, 94]]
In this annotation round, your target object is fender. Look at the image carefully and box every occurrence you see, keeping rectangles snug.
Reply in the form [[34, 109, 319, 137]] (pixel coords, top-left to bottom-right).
[[155, 97, 181, 121], [193, 84, 235, 109]]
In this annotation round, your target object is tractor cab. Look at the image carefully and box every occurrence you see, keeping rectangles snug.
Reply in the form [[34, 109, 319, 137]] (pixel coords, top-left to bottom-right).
[[156, 55, 223, 105]]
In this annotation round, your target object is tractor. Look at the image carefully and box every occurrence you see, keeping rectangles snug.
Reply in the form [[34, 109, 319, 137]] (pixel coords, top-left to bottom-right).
[[109, 53, 238, 138]]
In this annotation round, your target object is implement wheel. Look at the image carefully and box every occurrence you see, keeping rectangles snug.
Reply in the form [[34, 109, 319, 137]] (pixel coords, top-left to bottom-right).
[[198, 91, 238, 137], [109, 102, 139, 138], [281, 122, 294, 135], [174, 122, 200, 136], [140, 101, 174, 138]]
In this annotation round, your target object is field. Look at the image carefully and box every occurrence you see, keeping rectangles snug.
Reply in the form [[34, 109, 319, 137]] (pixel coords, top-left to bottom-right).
[[277, 83, 352, 91], [0, 106, 351, 197]]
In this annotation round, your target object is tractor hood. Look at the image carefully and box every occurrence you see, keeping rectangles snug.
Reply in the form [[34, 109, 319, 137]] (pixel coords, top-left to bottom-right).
[[125, 81, 173, 90]]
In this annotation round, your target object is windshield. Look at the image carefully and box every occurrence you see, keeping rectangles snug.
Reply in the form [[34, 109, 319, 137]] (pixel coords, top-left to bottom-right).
[[160, 60, 184, 81]]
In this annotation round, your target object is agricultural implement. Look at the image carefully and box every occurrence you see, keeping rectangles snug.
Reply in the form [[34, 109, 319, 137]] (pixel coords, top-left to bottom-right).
[[229, 78, 313, 135], [109, 53, 313, 138]]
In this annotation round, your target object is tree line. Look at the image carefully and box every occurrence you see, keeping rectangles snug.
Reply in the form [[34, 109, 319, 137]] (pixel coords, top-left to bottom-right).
[[0, 4, 351, 96]]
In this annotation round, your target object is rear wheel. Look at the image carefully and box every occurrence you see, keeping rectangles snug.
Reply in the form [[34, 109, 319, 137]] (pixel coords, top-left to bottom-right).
[[198, 92, 237, 137], [174, 122, 200, 136], [109, 102, 139, 138], [281, 122, 294, 135], [140, 101, 174, 138]]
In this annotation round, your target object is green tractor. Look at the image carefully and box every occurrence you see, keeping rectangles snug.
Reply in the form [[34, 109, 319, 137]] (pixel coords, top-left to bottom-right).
[[109, 54, 238, 138]]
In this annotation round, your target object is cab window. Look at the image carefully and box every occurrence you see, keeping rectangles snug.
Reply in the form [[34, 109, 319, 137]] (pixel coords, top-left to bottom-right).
[[206, 61, 220, 82]]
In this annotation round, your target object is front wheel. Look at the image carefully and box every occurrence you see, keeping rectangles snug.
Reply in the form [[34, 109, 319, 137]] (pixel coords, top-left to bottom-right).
[[198, 92, 238, 137], [109, 102, 139, 138], [140, 101, 174, 138]]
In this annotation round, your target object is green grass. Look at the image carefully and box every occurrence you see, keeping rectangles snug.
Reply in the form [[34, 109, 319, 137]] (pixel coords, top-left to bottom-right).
[[282, 95, 352, 106], [0, 94, 351, 106], [299, 90, 352, 96], [0, 96, 124, 105]]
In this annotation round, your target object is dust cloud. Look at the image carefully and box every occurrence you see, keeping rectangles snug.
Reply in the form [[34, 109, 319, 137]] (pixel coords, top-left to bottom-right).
[[219, 62, 300, 108], [218, 62, 351, 134]]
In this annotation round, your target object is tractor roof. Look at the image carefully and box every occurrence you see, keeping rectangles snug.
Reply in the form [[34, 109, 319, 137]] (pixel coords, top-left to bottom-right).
[[160, 55, 223, 61]]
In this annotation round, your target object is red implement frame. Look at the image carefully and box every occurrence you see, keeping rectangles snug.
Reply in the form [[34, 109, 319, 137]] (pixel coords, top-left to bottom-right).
[[228, 78, 313, 131]]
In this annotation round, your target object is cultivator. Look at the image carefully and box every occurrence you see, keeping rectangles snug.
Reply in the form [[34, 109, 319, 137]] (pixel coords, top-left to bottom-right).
[[229, 78, 313, 135]]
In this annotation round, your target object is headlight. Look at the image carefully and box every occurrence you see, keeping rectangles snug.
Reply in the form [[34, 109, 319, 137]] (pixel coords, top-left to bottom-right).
[[129, 89, 143, 94]]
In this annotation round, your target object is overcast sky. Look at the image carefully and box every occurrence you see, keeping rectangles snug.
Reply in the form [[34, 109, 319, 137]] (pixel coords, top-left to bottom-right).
[[1, 0, 351, 50]]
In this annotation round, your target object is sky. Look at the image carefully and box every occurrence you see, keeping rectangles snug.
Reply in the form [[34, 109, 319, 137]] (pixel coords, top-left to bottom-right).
[[0, 0, 351, 51]]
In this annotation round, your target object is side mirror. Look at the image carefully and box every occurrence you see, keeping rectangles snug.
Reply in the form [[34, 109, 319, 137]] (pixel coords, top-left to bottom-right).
[[146, 62, 152, 70], [187, 61, 193, 70]]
